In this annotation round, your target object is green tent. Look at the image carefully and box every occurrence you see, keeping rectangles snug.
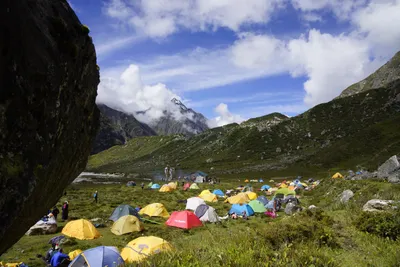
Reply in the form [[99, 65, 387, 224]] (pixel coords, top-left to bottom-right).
[[248, 200, 267, 213], [274, 188, 296, 196], [147, 182, 153, 188]]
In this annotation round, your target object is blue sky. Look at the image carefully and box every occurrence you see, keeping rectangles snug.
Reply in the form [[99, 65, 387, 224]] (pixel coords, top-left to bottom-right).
[[69, 0, 400, 127]]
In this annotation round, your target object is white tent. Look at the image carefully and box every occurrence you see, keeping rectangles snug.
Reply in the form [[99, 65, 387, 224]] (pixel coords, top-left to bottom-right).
[[195, 175, 204, 183], [199, 206, 220, 223], [185, 197, 206, 211]]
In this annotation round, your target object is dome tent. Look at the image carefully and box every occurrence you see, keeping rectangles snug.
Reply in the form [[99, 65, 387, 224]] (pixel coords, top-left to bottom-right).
[[61, 219, 100, 240], [186, 197, 206, 211], [111, 215, 144, 235], [121, 236, 172, 263], [166, 211, 203, 229], [139, 203, 170, 218], [229, 204, 254, 216], [109, 204, 141, 222], [69, 246, 124, 267], [213, 189, 224, 197]]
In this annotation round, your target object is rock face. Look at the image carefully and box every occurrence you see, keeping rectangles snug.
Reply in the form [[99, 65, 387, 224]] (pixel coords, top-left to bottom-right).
[[93, 104, 156, 154], [377, 155, 399, 178], [388, 171, 400, 184], [338, 51, 400, 98], [0, 0, 99, 254], [363, 199, 397, 212], [340, 190, 354, 203]]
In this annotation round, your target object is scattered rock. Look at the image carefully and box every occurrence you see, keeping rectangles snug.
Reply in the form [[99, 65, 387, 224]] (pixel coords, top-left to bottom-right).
[[90, 218, 102, 222], [276, 147, 282, 153], [284, 203, 302, 215], [388, 171, 400, 184], [206, 158, 213, 163], [308, 205, 317, 210], [340, 190, 354, 203], [377, 155, 400, 178], [25, 222, 57, 236], [363, 199, 397, 212]]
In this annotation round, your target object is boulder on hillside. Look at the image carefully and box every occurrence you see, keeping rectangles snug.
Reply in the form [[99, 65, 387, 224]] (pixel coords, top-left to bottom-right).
[[340, 190, 354, 203], [0, 0, 99, 254], [363, 199, 397, 212], [350, 171, 375, 180], [377, 155, 400, 178], [26, 217, 57, 236], [388, 171, 400, 184], [284, 203, 302, 215]]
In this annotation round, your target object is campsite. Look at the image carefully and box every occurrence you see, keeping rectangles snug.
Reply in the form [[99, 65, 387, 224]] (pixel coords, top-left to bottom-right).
[[1, 165, 400, 266]]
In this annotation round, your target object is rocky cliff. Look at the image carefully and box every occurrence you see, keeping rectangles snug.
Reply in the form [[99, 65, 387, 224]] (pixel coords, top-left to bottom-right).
[[339, 51, 400, 98], [0, 0, 99, 254], [93, 104, 156, 154]]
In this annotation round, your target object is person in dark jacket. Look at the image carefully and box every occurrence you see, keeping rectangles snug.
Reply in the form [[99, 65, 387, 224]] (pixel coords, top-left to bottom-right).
[[52, 206, 60, 220], [61, 201, 69, 221]]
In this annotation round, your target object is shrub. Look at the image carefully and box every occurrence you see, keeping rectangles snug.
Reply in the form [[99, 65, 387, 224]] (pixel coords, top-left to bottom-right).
[[355, 211, 400, 240], [82, 25, 90, 34]]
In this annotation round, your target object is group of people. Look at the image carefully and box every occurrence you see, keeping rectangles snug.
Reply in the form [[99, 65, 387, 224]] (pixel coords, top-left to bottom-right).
[[38, 241, 70, 267], [44, 201, 69, 222]]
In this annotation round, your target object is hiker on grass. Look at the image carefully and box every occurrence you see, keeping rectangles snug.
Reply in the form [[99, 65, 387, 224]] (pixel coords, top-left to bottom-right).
[[61, 201, 68, 221], [93, 191, 98, 203], [52, 206, 60, 220], [141, 182, 144, 190]]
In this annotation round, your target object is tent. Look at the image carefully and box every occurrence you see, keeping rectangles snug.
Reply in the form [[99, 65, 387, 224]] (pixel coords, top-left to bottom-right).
[[195, 205, 220, 223], [185, 197, 206, 211], [259, 179, 264, 182], [61, 219, 100, 240], [332, 172, 344, 179], [151, 184, 161, 189], [274, 188, 296, 196], [199, 190, 212, 197], [248, 200, 267, 213], [166, 211, 203, 229], [213, 189, 225, 197], [68, 249, 82, 261], [199, 193, 218, 203], [245, 191, 258, 200], [121, 236, 172, 263], [225, 193, 250, 204], [147, 182, 153, 188], [244, 179, 249, 183], [69, 246, 124, 267], [288, 185, 295, 191], [260, 185, 271, 191], [193, 171, 208, 183], [126, 181, 136, 187], [159, 185, 172, 192], [257, 196, 269, 206], [168, 182, 177, 190], [109, 204, 141, 222], [111, 215, 144, 235], [189, 183, 200, 190], [183, 183, 191, 191], [139, 203, 170, 218], [279, 183, 288, 188], [229, 204, 254, 216]]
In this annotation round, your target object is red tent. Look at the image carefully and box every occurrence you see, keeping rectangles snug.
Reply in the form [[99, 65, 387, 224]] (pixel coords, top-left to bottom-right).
[[183, 183, 190, 191], [165, 211, 203, 229]]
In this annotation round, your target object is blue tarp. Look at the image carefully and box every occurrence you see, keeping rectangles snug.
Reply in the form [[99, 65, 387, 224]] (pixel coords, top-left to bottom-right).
[[229, 204, 254, 216]]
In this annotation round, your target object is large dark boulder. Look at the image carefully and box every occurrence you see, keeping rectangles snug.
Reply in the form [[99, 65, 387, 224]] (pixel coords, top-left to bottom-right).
[[0, 0, 99, 254]]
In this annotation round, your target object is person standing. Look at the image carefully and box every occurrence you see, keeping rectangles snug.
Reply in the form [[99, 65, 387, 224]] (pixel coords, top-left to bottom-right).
[[93, 191, 98, 203], [52, 206, 60, 220], [61, 201, 69, 221], [164, 166, 169, 181], [141, 182, 144, 190]]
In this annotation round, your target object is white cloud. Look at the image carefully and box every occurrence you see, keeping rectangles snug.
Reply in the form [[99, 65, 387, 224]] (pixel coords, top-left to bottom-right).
[[103, 0, 285, 38], [301, 12, 323, 22], [97, 64, 187, 124], [95, 36, 142, 58], [208, 103, 244, 127]]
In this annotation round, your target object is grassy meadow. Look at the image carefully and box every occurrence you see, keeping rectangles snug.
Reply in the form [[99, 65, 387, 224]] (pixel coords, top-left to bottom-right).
[[1, 177, 400, 266]]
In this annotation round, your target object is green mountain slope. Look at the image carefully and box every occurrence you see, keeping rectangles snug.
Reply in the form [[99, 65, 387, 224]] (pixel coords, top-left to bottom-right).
[[87, 79, 400, 175]]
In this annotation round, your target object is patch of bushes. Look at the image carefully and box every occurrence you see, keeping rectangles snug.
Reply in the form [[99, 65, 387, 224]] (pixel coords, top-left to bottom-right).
[[355, 211, 400, 240], [82, 25, 90, 34]]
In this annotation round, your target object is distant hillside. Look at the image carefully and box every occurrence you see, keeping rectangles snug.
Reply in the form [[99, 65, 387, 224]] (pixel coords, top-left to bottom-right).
[[339, 51, 400, 98], [92, 104, 157, 154], [241, 112, 288, 131], [149, 98, 209, 136]]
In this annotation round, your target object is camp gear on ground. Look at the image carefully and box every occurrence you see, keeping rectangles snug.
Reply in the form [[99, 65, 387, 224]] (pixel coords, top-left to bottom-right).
[[111, 215, 144, 235], [69, 246, 124, 267], [185, 197, 206, 211], [68, 250, 82, 261], [109, 204, 141, 222], [248, 200, 267, 213], [121, 236, 172, 263], [229, 204, 254, 216], [61, 219, 100, 240], [166, 211, 203, 229], [332, 172, 344, 179], [139, 203, 169, 218], [48, 236, 65, 247]]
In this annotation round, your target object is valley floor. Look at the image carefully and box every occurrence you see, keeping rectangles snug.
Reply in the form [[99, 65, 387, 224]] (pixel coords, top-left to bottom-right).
[[1, 177, 400, 267]]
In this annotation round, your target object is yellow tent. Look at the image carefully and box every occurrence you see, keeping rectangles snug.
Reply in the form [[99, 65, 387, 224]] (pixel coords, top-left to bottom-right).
[[159, 185, 172, 192], [167, 182, 177, 190], [121, 236, 172, 263], [189, 183, 200, 190], [68, 249, 83, 261], [139, 203, 170, 218], [332, 172, 344, 179], [245, 191, 258, 200], [199, 189, 211, 197], [111, 215, 144, 235], [288, 185, 295, 191], [0, 263, 24, 267], [279, 183, 288, 188], [199, 193, 218, 203], [224, 193, 249, 204], [61, 219, 100, 240]]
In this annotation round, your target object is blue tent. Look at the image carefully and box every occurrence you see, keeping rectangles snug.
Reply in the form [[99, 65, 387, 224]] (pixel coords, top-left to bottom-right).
[[259, 179, 264, 183], [213, 189, 224, 197], [260, 185, 271, 191], [151, 183, 161, 189], [257, 196, 269, 206], [69, 246, 124, 267], [229, 204, 254, 216], [109, 204, 141, 221]]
